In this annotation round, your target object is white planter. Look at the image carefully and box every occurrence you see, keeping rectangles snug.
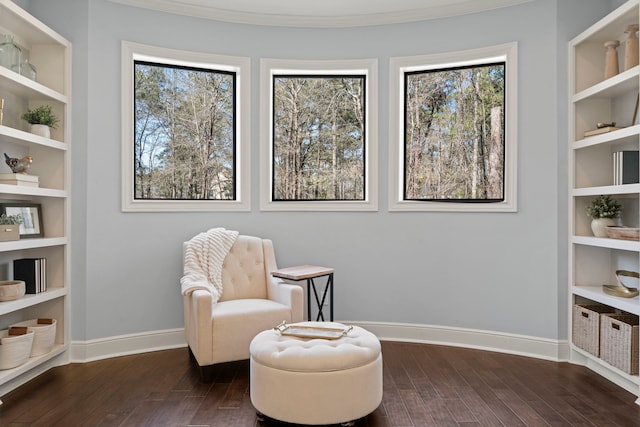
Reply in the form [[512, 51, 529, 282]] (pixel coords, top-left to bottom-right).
[[29, 124, 50, 138], [591, 218, 616, 237]]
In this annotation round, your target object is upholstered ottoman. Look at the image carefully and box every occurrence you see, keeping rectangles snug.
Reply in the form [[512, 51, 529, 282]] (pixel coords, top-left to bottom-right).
[[250, 321, 382, 425]]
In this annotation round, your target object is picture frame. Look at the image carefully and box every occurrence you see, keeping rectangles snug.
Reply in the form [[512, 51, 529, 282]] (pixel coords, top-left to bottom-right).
[[0, 203, 43, 238]]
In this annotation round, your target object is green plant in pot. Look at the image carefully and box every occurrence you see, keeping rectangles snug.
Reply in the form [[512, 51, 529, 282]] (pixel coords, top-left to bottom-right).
[[21, 105, 59, 139], [586, 194, 622, 237], [0, 213, 22, 242]]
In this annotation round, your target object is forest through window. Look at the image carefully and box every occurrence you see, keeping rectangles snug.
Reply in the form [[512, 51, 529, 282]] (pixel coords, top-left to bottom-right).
[[404, 62, 505, 202], [272, 75, 366, 201], [134, 61, 236, 201]]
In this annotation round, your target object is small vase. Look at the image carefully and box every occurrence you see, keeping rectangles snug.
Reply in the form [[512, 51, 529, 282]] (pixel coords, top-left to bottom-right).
[[0, 35, 21, 71], [625, 24, 639, 71], [29, 124, 50, 138], [591, 218, 616, 237], [604, 40, 620, 79]]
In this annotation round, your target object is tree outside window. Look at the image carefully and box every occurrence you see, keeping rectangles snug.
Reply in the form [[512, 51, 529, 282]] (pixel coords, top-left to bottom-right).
[[121, 42, 250, 212], [389, 43, 517, 212], [272, 75, 366, 201], [404, 62, 505, 202], [134, 61, 236, 201]]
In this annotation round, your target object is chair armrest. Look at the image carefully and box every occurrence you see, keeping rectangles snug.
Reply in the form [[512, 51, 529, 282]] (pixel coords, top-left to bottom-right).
[[267, 275, 304, 322], [183, 289, 214, 365]]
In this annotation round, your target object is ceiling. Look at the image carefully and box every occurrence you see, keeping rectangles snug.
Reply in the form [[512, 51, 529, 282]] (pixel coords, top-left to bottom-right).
[[109, 0, 532, 28]]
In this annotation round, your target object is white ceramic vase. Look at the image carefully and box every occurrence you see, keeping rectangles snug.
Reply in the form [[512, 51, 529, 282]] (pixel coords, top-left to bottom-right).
[[29, 124, 50, 138], [591, 218, 616, 237]]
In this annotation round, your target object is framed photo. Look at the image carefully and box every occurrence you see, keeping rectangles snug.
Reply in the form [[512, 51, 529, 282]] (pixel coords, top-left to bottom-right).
[[0, 203, 43, 238]]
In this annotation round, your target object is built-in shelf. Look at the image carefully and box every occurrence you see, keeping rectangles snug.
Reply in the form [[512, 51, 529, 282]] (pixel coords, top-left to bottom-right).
[[0, 0, 71, 399], [0, 126, 67, 150], [569, 0, 640, 405], [0, 287, 66, 316]]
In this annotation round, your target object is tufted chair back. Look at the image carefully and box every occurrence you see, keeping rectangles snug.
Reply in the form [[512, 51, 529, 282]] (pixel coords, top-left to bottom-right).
[[219, 235, 268, 301]]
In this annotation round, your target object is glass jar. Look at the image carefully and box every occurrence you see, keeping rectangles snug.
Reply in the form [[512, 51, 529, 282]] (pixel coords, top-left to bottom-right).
[[0, 35, 21, 71], [12, 59, 37, 81]]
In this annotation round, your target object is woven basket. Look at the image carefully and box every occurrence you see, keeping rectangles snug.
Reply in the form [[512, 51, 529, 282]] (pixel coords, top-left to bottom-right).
[[599, 314, 639, 375], [572, 304, 617, 356], [11, 318, 56, 357], [0, 328, 34, 370]]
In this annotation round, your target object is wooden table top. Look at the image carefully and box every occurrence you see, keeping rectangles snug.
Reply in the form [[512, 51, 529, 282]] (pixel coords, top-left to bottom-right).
[[271, 264, 333, 280]]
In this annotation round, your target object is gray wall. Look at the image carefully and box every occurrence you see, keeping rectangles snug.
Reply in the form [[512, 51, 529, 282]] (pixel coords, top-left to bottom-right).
[[25, 0, 615, 343]]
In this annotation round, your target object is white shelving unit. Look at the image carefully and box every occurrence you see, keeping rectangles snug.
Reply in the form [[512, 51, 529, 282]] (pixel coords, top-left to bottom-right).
[[569, 0, 640, 404], [0, 0, 70, 397]]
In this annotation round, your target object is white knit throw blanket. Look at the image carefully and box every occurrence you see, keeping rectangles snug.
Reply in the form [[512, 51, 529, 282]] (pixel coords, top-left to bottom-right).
[[180, 228, 239, 303]]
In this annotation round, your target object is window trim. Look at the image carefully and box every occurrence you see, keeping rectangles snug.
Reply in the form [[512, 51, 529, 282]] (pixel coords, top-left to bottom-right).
[[259, 58, 378, 211], [121, 41, 251, 212], [389, 43, 518, 212]]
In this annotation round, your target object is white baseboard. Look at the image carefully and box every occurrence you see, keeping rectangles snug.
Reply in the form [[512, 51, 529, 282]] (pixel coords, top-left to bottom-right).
[[70, 328, 187, 363], [69, 322, 569, 363], [346, 320, 570, 362]]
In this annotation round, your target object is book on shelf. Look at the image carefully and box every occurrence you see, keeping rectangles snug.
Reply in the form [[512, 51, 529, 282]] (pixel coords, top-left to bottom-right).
[[584, 126, 620, 137], [13, 257, 47, 294], [613, 150, 639, 185], [0, 173, 39, 187]]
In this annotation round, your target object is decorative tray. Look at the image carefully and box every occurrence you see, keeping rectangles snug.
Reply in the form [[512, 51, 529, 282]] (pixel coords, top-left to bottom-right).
[[602, 270, 639, 298], [605, 226, 640, 241], [274, 321, 353, 340]]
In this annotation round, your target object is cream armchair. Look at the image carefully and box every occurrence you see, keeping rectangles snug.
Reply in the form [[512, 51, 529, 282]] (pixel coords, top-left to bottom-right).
[[182, 234, 303, 374]]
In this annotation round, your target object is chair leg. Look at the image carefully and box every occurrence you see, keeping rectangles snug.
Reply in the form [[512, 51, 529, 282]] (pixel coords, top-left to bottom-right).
[[198, 364, 217, 381], [187, 347, 217, 381]]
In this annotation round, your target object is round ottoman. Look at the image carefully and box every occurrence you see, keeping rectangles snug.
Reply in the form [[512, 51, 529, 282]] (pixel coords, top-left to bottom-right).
[[250, 321, 382, 425]]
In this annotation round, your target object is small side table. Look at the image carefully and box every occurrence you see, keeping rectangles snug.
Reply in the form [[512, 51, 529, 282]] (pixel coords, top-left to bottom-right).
[[272, 265, 334, 321]]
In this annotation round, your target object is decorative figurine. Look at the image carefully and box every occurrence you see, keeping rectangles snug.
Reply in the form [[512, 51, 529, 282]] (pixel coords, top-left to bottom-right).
[[4, 153, 32, 174], [625, 24, 639, 70], [604, 40, 620, 79]]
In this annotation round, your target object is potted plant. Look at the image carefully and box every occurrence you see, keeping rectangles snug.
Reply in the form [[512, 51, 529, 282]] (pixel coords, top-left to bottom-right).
[[21, 105, 59, 138], [586, 194, 622, 237], [0, 213, 22, 242]]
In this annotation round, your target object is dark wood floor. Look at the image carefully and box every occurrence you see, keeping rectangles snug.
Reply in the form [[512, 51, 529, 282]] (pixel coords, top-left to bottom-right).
[[0, 341, 639, 426]]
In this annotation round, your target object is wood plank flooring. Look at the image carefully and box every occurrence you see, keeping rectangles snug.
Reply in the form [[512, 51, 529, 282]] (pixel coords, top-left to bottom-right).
[[0, 341, 639, 426]]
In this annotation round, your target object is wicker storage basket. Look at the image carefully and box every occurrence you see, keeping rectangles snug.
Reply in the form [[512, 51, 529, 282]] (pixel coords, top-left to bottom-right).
[[599, 314, 639, 375], [0, 328, 34, 370], [11, 318, 56, 357], [572, 304, 617, 356]]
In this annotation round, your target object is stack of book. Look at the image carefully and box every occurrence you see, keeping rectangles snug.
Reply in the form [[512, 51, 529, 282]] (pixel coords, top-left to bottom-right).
[[13, 258, 47, 294], [613, 150, 639, 185]]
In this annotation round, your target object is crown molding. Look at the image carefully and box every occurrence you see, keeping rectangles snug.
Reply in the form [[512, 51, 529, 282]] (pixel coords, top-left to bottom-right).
[[109, 0, 532, 28]]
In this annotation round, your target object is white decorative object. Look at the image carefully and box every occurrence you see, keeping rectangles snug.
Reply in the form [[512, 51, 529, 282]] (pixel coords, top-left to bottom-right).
[[625, 24, 639, 70], [591, 217, 616, 237], [0, 280, 25, 301], [11, 319, 56, 357], [604, 40, 620, 78], [0, 329, 34, 370], [29, 124, 50, 138]]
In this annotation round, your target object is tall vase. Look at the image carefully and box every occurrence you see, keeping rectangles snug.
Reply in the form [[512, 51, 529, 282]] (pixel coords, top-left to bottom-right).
[[625, 24, 639, 70], [604, 40, 620, 79], [591, 218, 616, 237]]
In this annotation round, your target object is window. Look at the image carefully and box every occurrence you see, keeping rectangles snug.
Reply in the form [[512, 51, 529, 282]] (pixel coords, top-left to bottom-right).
[[389, 43, 517, 212], [121, 42, 250, 211], [260, 58, 378, 211]]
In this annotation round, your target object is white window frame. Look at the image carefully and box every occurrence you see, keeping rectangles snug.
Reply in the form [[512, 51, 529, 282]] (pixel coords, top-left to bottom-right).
[[389, 43, 518, 212], [121, 41, 251, 212], [260, 58, 378, 211]]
